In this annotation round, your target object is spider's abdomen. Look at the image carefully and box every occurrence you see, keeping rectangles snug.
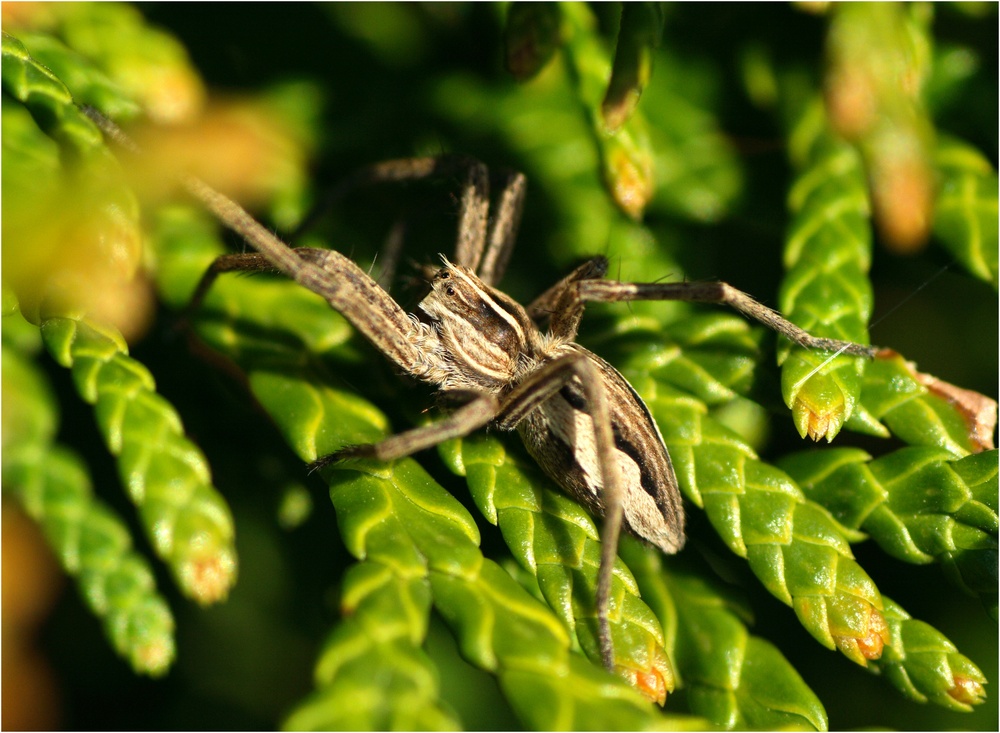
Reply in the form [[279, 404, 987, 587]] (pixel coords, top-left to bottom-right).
[[514, 346, 686, 554]]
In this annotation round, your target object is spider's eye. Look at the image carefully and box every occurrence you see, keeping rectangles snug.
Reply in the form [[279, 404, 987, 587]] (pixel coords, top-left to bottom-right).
[[438, 271, 450, 280], [446, 286, 455, 296]]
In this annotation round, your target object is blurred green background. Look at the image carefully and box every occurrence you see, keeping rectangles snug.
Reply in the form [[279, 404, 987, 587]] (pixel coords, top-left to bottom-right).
[[3, 3, 996, 730]]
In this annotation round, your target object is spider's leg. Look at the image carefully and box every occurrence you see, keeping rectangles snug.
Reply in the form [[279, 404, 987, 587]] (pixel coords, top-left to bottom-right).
[[308, 392, 499, 470], [183, 249, 323, 323], [527, 257, 609, 337], [290, 157, 445, 240], [495, 353, 625, 672], [185, 179, 430, 376], [375, 219, 408, 290], [577, 279, 879, 357], [290, 155, 492, 274], [477, 169, 526, 286], [288, 154, 527, 285], [450, 158, 491, 274]]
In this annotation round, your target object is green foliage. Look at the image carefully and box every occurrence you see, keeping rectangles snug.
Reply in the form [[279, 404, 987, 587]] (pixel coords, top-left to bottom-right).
[[934, 136, 999, 289], [877, 596, 989, 712], [38, 315, 237, 604], [623, 540, 828, 730], [2, 31, 107, 155], [441, 431, 673, 685], [853, 352, 995, 456], [782, 446, 999, 619], [2, 3, 996, 731], [780, 103, 872, 442], [3, 305, 176, 676], [603, 315, 890, 670]]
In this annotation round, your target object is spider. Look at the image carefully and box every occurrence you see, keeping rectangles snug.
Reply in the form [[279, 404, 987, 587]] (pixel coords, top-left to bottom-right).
[[176, 154, 877, 678]]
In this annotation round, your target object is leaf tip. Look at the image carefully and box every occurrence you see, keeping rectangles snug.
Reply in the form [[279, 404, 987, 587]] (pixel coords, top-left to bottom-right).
[[134, 638, 176, 677], [601, 90, 640, 134], [947, 673, 987, 708], [606, 145, 654, 220], [503, 2, 562, 82], [793, 399, 847, 442], [617, 666, 667, 707], [614, 642, 675, 706], [833, 606, 890, 664], [182, 549, 238, 605]]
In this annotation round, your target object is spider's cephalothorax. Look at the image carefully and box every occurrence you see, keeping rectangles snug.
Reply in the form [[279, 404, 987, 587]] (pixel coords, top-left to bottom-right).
[[166, 153, 876, 678], [415, 260, 545, 392]]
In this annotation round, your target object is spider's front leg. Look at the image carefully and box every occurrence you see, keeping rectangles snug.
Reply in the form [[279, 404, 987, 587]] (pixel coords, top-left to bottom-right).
[[577, 278, 879, 357], [182, 180, 435, 379], [494, 352, 631, 672], [308, 392, 500, 471], [527, 256, 610, 336]]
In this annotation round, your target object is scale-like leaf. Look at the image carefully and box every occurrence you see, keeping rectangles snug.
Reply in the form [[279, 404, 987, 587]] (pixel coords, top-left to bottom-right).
[[283, 563, 459, 731], [441, 432, 675, 704], [852, 353, 996, 457], [602, 4, 667, 132], [2, 33, 144, 334], [933, 136, 999, 289], [561, 3, 656, 219], [3, 313, 175, 676], [780, 102, 872, 442], [875, 597, 988, 711], [587, 315, 887, 668], [623, 542, 828, 731], [782, 446, 999, 618], [12, 30, 141, 121], [39, 316, 237, 604], [2, 31, 106, 156]]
